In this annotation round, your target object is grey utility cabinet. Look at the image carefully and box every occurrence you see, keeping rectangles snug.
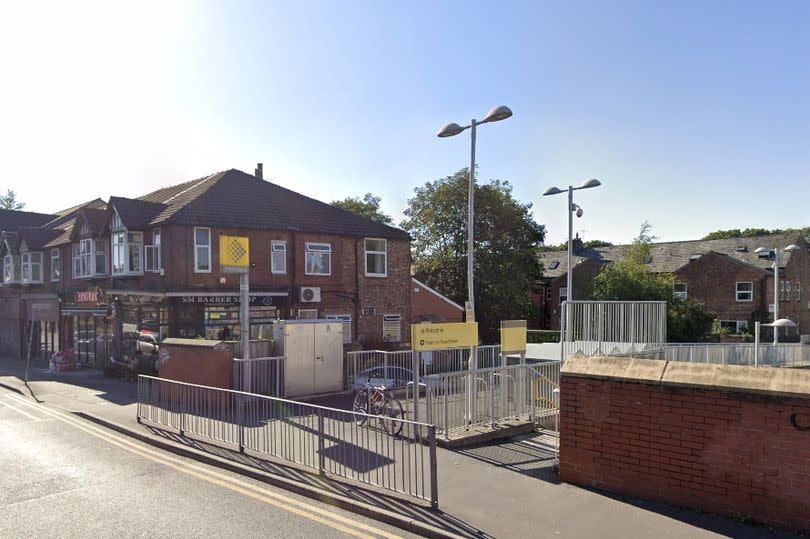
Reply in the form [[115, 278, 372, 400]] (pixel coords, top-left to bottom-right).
[[272, 320, 344, 397]]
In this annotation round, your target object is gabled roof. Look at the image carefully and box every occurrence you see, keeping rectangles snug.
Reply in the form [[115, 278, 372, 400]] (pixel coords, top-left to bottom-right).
[[0, 208, 55, 232], [0, 231, 19, 256], [43, 221, 74, 248], [539, 232, 806, 278], [43, 199, 106, 229], [107, 196, 166, 230], [678, 250, 770, 275], [16, 227, 63, 251], [136, 168, 411, 240]]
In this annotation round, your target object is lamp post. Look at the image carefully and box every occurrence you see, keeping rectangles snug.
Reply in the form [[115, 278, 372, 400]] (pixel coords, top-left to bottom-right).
[[542, 179, 602, 305], [754, 318, 797, 365], [437, 105, 513, 323], [754, 244, 800, 344]]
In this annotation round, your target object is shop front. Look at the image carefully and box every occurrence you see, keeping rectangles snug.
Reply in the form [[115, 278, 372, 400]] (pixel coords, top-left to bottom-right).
[[22, 294, 60, 361], [165, 290, 288, 342], [0, 295, 22, 358], [60, 288, 111, 368]]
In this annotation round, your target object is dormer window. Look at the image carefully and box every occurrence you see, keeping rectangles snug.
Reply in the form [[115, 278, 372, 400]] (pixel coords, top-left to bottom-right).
[[20, 251, 43, 284], [112, 231, 143, 275], [3, 254, 19, 284], [73, 239, 107, 278]]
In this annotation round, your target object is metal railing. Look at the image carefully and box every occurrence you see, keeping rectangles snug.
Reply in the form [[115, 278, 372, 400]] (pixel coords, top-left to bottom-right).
[[223, 340, 274, 359], [233, 356, 285, 397], [628, 343, 810, 368], [562, 301, 668, 360], [137, 375, 438, 507], [527, 330, 561, 343], [345, 345, 502, 390], [424, 362, 561, 438]]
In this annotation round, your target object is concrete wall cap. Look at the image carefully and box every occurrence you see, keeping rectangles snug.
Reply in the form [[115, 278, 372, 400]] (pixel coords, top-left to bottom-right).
[[661, 361, 810, 399], [561, 356, 666, 384]]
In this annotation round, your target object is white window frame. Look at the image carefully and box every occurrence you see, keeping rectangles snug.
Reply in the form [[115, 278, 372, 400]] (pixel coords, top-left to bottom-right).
[[145, 228, 162, 273], [364, 238, 387, 277], [111, 231, 142, 276], [780, 281, 785, 302], [559, 287, 568, 305], [194, 227, 211, 273], [325, 314, 352, 344], [21, 252, 30, 283], [51, 248, 61, 281], [719, 320, 748, 335], [2, 254, 12, 284], [736, 281, 753, 302], [673, 282, 687, 300], [73, 239, 95, 278], [786, 281, 791, 302], [305, 242, 331, 276], [94, 239, 108, 275], [271, 240, 287, 274], [797, 281, 802, 302], [297, 308, 318, 319], [28, 252, 43, 283], [545, 286, 551, 301]]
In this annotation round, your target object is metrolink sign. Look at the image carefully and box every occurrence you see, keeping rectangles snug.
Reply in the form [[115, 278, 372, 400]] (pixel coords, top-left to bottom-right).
[[411, 322, 478, 351]]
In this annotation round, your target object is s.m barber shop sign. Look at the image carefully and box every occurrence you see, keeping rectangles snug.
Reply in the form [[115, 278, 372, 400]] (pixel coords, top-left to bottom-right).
[[75, 289, 102, 304]]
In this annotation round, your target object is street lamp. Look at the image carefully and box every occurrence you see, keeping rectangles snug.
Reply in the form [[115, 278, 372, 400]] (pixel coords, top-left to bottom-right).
[[754, 244, 800, 344], [754, 318, 797, 365], [437, 105, 513, 322], [542, 179, 602, 305]]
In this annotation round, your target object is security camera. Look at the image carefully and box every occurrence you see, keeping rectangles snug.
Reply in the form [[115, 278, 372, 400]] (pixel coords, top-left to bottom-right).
[[576, 207, 583, 218]]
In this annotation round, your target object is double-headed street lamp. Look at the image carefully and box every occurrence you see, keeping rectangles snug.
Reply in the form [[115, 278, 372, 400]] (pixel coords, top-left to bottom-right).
[[754, 244, 801, 344], [437, 105, 513, 323], [542, 179, 602, 305]]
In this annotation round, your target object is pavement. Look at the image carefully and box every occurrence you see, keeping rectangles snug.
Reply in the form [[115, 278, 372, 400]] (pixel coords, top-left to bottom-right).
[[0, 356, 803, 539]]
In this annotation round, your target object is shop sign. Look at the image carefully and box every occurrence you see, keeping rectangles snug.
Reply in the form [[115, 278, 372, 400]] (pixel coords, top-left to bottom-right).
[[27, 300, 59, 323], [180, 295, 275, 305], [411, 322, 478, 351], [75, 288, 103, 304]]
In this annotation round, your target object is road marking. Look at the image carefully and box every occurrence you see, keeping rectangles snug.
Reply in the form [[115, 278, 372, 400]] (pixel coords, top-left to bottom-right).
[[2, 392, 402, 539], [0, 397, 46, 421]]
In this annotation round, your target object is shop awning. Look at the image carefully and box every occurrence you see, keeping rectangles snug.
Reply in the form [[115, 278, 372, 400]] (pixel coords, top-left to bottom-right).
[[165, 289, 288, 297]]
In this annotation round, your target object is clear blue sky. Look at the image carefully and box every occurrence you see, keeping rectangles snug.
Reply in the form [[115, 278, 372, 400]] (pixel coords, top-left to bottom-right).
[[2, 0, 808, 244]]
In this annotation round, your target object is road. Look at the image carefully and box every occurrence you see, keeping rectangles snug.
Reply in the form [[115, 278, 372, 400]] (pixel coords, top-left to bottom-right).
[[0, 388, 416, 539]]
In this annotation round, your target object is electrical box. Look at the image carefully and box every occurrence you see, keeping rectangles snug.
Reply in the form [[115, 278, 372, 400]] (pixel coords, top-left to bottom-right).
[[272, 320, 344, 397]]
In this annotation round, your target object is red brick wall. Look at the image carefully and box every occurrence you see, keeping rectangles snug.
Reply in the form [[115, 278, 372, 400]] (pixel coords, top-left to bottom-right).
[[560, 370, 810, 532], [411, 279, 463, 323]]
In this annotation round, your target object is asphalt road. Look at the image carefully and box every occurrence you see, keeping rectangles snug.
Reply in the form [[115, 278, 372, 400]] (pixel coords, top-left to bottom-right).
[[0, 388, 417, 539]]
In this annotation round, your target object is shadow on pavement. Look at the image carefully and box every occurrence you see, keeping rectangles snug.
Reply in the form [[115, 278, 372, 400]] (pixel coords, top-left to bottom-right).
[[455, 431, 560, 484], [147, 426, 492, 539]]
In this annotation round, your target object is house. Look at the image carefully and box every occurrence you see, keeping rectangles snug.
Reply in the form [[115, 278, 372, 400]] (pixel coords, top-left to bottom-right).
[[535, 233, 810, 338], [0, 166, 413, 365], [410, 277, 464, 323]]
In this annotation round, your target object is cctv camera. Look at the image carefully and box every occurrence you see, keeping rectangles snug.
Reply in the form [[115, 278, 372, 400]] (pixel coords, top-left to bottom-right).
[[576, 207, 583, 218]]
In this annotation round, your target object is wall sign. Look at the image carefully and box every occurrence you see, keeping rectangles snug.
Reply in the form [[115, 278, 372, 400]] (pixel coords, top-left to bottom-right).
[[75, 288, 103, 304], [179, 295, 274, 305]]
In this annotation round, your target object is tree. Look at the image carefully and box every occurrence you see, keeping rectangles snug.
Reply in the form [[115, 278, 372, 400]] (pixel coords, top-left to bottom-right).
[[0, 190, 24, 210], [402, 168, 546, 343], [536, 238, 613, 252], [330, 193, 393, 224], [589, 222, 714, 341], [702, 227, 810, 241]]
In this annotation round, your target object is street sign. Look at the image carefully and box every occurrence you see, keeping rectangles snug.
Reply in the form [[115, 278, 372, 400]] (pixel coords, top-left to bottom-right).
[[500, 320, 527, 354], [220, 235, 250, 273], [411, 322, 478, 351]]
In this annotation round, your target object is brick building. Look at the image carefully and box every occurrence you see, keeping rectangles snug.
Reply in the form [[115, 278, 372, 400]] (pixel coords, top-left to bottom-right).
[[535, 233, 810, 338], [410, 277, 463, 323], [1, 167, 413, 364]]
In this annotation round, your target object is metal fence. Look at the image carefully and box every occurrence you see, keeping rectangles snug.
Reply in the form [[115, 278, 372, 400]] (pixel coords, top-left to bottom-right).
[[424, 362, 561, 438], [629, 343, 810, 368], [527, 330, 561, 343], [222, 340, 274, 359], [137, 375, 438, 507], [562, 300, 667, 360], [344, 345, 502, 391], [233, 356, 285, 397]]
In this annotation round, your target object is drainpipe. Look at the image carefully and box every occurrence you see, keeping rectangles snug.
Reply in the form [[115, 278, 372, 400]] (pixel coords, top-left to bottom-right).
[[354, 239, 361, 344]]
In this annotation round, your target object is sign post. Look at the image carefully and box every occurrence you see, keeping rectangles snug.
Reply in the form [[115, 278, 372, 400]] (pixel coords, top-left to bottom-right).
[[219, 235, 251, 361], [500, 320, 528, 416]]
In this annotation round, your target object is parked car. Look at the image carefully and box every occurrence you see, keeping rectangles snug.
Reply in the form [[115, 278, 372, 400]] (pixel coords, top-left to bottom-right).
[[351, 366, 421, 390]]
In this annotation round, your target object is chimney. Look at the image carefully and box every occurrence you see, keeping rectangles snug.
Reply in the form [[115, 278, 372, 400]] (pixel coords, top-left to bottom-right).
[[255, 163, 263, 180]]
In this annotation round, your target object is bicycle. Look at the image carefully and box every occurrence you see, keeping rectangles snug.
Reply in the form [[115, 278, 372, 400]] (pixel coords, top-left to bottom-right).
[[352, 383, 404, 436]]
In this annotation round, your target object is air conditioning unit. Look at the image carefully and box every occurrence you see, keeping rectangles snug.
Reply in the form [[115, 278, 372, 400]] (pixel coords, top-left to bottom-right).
[[300, 286, 321, 303]]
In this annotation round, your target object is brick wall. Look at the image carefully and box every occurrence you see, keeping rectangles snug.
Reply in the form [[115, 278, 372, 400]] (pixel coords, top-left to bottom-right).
[[411, 279, 463, 323], [559, 357, 810, 533]]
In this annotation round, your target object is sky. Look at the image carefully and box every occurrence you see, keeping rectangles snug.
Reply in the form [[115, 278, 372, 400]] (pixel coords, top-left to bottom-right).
[[1, 0, 808, 245]]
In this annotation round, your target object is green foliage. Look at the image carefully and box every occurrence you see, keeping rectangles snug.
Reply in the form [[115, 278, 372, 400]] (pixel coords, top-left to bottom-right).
[[0, 190, 24, 210], [590, 222, 714, 341], [536, 239, 613, 252], [702, 227, 810, 241], [330, 193, 393, 224], [402, 168, 546, 343], [584, 239, 613, 248]]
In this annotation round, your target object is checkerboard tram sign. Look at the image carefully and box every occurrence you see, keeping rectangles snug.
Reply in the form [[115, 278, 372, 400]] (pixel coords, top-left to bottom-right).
[[220, 235, 250, 274]]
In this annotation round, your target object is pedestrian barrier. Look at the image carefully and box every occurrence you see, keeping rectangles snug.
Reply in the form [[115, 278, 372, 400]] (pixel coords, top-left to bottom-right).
[[629, 343, 810, 368], [137, 375, 438, 507], [424, 362, 561, 438], [233, 356, 284, 397]]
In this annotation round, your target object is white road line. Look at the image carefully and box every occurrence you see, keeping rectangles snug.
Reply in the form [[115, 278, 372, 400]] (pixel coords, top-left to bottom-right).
[[2, 391, 402, 539]]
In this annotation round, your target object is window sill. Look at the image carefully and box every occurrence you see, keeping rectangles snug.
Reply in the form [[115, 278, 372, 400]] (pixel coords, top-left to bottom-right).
[[194, 269, 212, 274], [304, 273, 331, 277], [364, 273, 388, 278], [111, 272, 143, 277]]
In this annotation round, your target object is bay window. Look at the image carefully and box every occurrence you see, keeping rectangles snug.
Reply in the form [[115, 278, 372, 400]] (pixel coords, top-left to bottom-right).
[[51, 249, 61, 281], [20, 252, 43, 284], [21, 252, 29, 282], [73, 239, 107, 278], [2, 254, 12, 283], [305, 242, 331, 275], [364, 238, 387, 277], [112, 232, 142, 275]]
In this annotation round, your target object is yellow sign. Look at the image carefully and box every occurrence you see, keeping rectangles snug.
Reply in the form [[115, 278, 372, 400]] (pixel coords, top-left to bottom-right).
[[411, 322, 478, 351], [219, 235, 250, 268], [500, 320, 527, 354]]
